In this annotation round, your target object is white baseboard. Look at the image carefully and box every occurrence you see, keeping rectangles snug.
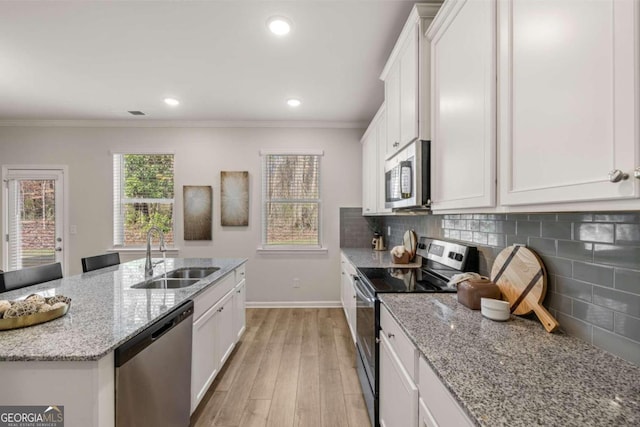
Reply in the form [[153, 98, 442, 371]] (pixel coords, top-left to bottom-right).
[[246, 301, 341, 308]]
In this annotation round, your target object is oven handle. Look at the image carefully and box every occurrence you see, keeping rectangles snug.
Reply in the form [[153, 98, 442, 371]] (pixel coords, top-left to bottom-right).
[[353, 275, 374, 304]]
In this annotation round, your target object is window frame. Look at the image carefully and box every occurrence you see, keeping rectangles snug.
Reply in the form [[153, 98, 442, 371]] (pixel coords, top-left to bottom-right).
[[112, 152, 175, 248], [259, 149, 326, 252]]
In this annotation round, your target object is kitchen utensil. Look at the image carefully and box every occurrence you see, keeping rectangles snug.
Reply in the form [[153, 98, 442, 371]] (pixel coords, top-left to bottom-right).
[[481, 298, 510, 321], [372, 234, 386, 251], [402, 230, 417, 261], [491, 245, 559, 332], [457, 278, 501, 310]]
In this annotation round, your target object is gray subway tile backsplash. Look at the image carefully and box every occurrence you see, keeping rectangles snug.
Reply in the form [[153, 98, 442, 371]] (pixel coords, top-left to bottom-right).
[[573, 223, 615, 243], [614, 312, 640, 343], [343, 209, 640, 366], [614, 268, 640, 295], [593, 286, 640, 318], [572, 300, 614, 330], [573, 261, 614, 287], [593, 244, 640, 270], [615, 223, 640, 246]]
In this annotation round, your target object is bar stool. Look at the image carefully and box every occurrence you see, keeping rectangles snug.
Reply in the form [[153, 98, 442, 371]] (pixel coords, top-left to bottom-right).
[[0, 263, 63, 292], [81, 253, 121, 273]]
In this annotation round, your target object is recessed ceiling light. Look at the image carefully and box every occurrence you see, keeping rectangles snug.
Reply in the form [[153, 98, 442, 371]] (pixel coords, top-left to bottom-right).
[[287, 98, 301, 107], [267, 16, 292, 36], [164, 98, 180, 106]]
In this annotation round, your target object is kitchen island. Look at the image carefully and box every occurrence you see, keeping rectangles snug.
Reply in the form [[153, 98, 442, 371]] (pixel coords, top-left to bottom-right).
[[0, 257, 247, 426], [380, 293, 640, 426]]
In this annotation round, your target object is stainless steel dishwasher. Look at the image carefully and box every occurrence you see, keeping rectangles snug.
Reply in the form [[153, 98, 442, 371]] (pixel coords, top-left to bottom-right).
[[115, 300, 194, 427]]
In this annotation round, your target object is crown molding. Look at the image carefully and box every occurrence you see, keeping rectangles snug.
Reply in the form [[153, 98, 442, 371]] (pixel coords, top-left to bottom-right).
[[0, 119, 367, 129]]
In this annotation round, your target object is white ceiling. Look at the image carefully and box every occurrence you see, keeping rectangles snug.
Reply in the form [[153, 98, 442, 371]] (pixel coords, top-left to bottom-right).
[[0, 1, 421, 125]]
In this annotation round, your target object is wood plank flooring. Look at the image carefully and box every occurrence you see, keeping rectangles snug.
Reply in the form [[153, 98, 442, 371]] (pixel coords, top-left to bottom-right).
[[190, 308, 371, 427]]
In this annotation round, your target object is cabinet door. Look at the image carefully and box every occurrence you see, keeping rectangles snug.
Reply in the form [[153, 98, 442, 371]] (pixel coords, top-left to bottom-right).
[[379, 333, 418, 427], [376, 107, 392, 214], [347, 274, 357, 344], [233, 279, 246, 341], [499, 0, 639, 205], [191, 303, 219, 413], [429, 0, 496, 210], [362, 132, 378, 215], [400, 24, 419, 147], [385, 62, 401, 158], [217, 292, 236, 368], [419, 397, 438, 427]]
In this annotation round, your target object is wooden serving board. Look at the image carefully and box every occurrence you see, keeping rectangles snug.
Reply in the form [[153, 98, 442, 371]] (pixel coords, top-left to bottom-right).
[[403, 230, 417, 261], [491, 245, 559, 332]]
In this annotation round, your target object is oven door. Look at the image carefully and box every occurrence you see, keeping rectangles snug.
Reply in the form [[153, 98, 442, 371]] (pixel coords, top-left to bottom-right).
[[353, 274, 376, 424]]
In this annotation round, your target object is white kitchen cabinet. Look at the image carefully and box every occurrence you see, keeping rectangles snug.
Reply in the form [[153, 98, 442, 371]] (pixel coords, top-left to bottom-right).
[[340, 252, 357, 343], [379, 331, 419, 427], [362, 127, 378, 215], [191, 266, 245, 413], [427, 0, 496, 211], [233, 279, 246, 341], [498, 0, 640, 205], [418, 356, 474, 427], [361, 103, 389, 215], [381, 4, 440, 159]]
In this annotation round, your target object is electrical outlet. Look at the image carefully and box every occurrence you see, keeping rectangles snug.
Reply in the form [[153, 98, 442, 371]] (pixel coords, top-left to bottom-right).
[[387, 226, 391, 236], [293, 278, 300, 288]]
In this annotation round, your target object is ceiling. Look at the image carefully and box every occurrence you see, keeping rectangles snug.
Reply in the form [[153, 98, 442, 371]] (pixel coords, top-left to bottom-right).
[[0, 1, 421, 125]]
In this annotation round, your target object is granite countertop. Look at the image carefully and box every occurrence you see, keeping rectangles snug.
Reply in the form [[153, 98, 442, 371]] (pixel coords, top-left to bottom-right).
[[341, 247, 420, 268], [380, 293, 640, 426], [0, 257, 246, 362]]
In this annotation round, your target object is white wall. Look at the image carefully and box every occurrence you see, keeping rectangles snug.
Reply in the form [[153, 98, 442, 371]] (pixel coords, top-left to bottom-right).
[[0, 125, 363, 304]]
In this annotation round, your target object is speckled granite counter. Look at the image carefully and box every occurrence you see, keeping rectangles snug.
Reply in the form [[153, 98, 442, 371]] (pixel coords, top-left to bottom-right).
[[380, 293, 640, 426], [341, 247, 415, 268], [0, 257, 246, 361]]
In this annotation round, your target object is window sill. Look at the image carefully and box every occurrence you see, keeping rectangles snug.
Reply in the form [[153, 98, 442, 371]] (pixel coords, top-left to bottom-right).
[[108, 247, 180, 255], [256, 246, 328, 255]]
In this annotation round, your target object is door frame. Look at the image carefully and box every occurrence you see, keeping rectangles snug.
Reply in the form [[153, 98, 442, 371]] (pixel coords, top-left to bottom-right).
[[1, 165, 69, 276]]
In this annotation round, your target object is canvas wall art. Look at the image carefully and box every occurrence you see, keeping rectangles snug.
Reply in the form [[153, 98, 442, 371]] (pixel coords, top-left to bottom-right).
[[183, 185, 212, 240], [221, 171, 249, 226]]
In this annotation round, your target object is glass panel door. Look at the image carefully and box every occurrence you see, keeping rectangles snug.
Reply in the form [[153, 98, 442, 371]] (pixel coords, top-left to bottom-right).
[[3, 169, 64, 272]]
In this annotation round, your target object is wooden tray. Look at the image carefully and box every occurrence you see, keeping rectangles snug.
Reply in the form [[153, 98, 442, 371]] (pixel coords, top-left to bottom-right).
[[0, 303, 69, 331]]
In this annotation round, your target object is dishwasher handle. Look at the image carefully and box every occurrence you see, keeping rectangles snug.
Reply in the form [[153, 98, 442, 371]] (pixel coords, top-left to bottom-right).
[[115, 300, 194, 367]]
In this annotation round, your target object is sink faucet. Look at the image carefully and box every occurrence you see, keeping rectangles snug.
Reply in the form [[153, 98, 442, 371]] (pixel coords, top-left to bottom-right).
[[145, 226, 166, 277]]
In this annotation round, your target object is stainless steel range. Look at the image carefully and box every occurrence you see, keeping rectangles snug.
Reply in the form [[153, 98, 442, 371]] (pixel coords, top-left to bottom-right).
[[354, 237, 479, 426]]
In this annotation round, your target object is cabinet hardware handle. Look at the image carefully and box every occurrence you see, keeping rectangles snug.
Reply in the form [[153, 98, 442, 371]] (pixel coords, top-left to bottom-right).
[[353, 295, 357, 299], [388, 333, 395, 338], [634, 167, 640, 180], [608, 169, 629, 182], [218, 307, 224, 312]]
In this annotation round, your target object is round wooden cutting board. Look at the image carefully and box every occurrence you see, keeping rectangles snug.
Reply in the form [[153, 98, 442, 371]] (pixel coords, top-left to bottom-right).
[[491, 245, 559, 332]]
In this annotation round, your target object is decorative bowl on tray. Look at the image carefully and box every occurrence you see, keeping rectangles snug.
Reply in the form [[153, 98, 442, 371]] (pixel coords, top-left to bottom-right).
[[0, 294, 71, 331]]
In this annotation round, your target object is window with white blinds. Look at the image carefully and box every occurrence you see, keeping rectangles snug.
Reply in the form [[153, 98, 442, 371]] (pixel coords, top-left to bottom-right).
[[113, 154, 175, 247], [261, 152, 322, 248]]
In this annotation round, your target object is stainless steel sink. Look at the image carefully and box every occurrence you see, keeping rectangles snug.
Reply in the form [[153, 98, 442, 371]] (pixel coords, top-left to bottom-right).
[[165, 267, 220, 279], [133, 278, 201, 289]]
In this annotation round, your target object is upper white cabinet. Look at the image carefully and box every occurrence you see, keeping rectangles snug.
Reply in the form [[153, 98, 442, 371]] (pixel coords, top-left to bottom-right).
[[361, 103, 391, 215], [498, 0, 640, 205], [427, 0, 496, 211], [381, 3, 441, 159]]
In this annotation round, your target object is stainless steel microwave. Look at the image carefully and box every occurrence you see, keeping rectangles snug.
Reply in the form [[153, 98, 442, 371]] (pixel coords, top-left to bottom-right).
[[384, 140, 431, 210]]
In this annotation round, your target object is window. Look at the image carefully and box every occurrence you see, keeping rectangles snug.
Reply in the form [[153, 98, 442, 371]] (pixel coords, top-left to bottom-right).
[[261, 151, 322, 248], [113, 154, 174, 247]]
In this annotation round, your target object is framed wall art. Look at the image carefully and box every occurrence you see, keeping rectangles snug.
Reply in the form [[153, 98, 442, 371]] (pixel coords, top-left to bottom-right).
[[183, 185, 212, 240], [221, 171, 249, 226]]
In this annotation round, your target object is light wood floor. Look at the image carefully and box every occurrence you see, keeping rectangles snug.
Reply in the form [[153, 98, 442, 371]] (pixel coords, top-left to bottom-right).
[[190, 308, 371, 427]]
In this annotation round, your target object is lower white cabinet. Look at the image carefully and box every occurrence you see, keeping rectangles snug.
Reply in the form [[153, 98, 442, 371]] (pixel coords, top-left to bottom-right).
[[340, 252, 357, 343], [191, 266, 246, 413], [233, 279, 246, 341], [380, 304, 474, 427], [379, 305, 419, 427], [379, 332, 419, 427], [418, 356, 474, 427]]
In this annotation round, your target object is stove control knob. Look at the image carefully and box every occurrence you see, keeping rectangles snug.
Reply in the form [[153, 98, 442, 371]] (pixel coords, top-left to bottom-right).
[[448, 251, 455, 259], [455, 253, 463, 261], [418, 243, 426, 250]]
